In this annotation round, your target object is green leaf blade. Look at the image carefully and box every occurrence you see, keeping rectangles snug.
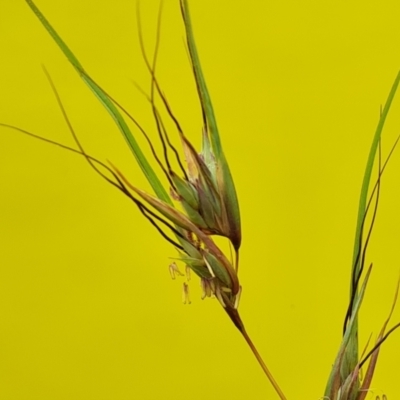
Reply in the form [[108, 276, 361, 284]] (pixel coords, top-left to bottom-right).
[[25, 0, 171, 205], [344, 70, 400, 377], [180, 1, 241, 250], [180, 0, 222, 158], [351, 71, 400, 284]]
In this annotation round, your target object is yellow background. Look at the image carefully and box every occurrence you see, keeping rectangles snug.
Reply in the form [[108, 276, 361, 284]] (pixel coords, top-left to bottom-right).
[[1, 1, 400, 399]]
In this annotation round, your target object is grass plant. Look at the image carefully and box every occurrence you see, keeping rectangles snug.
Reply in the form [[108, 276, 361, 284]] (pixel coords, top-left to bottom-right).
[[2, 1, 400, 399]]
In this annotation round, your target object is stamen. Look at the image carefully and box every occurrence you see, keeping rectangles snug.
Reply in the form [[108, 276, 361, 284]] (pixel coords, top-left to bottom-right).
[[215, 284, 226, 308], [169, 262, 183, 280], [185, 265, 191, 281], [206, 280, 214, 297], [200, 278, 206, 299], [209, 279, 216, 293], [200, 278, 214, 299], [182, 282, 191, 304]]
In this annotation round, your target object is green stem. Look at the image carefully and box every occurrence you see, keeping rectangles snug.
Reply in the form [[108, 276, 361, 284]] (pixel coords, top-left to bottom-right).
[[240, 328, 287, 400]]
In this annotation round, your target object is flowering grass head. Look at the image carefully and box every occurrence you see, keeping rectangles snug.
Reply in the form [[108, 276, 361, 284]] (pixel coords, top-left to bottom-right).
[[23, 0, 244, 329]]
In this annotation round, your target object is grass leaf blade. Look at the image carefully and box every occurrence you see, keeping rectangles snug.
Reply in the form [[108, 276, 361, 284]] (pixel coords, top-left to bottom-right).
[[351, 70, 400, 289], [342, 71, 400, 378], [180, 0, 241, 250], [179, 0, 221, 157], [25, 0, 171, 204]]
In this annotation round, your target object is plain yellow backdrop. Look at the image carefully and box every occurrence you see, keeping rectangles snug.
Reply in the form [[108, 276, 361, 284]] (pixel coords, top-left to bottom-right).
[[1, 1, 400, 399]]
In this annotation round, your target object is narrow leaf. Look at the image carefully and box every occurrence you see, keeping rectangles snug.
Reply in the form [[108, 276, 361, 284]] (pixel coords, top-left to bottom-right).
[[345, 70, 400, 376], [25, 0, 171, 204], [351, 71, 400, 284], [180, 0, 221, 158], [180, 0, 241, 250]]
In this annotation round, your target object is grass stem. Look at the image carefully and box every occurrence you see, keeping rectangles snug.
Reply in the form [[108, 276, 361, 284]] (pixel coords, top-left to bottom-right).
[[241, 328, 287, 400]]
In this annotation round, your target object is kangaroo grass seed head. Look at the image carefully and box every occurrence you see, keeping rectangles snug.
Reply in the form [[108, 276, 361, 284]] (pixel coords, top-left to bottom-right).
[[101, 0, 243, 312], [22, 0, 244, 319], [111, 163, 241, 311]]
